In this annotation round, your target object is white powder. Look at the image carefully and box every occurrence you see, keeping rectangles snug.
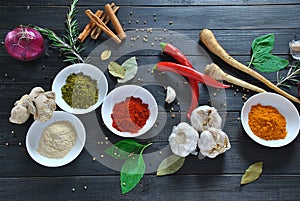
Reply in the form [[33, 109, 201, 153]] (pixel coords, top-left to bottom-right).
[[37, 121, 77, 159]]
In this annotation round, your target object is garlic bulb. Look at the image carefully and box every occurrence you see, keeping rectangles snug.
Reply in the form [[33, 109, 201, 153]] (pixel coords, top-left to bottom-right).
[[198, 127, 231, 158], [168, 122, 199, 157], [190, 105, 222, 132], [165, 86, 176, 104]]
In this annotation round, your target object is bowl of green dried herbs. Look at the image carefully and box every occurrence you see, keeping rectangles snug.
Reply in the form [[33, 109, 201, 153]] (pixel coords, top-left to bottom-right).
[[52, 63, 108, 114]]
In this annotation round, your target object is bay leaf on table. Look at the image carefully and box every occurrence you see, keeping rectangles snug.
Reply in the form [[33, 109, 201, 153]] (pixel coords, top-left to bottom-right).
[[156, 154, 185, 176], [118, 56, 138, 83], [108, 61, 125, 79], [241, 161, 263, 185]]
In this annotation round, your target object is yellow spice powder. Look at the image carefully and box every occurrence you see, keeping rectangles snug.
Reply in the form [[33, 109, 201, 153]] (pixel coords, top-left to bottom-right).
[[248, 104, 287, 140]]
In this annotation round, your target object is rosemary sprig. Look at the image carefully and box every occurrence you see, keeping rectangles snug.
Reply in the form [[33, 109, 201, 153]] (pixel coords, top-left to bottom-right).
[[276, 61, 300, 88], [34, 0, 85, 63]]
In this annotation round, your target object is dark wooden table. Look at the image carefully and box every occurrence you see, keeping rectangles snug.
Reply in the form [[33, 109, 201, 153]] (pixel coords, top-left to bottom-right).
[[1, 0, 300, 200]]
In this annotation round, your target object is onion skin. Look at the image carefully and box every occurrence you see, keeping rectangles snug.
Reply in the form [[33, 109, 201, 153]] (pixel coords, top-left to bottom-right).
[[5, 26, 44, 61]]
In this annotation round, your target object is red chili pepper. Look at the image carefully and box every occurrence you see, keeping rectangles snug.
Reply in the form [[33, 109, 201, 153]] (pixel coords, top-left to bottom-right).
[[160, 42, 199, 118], [154, 62, 230, 89], [160, 42, 193, 67]]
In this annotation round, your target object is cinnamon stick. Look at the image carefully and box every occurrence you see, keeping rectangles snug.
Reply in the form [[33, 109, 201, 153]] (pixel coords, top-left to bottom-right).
[[91, 4, 119, 39], [78, 9, 103, 42], [104, 3, 126, 40], [85, 9, 121, 44]]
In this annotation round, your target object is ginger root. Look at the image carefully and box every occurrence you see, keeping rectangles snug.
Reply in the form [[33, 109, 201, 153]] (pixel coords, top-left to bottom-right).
[[9, 87, 56, 124]]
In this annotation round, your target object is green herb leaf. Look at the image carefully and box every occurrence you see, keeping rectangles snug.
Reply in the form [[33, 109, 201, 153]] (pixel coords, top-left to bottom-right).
[[156, 154, 185, 176], [108, 61, 126, 79], [120, 154, 145, 194], [118, 56, 138, 83], [120, 143, 151, 194], [249, 34, 288, 73], [104, 139, 146, 160], [252, 54, 289, 73], [241, 162, 263, 185], [251, 34, 274, 57]]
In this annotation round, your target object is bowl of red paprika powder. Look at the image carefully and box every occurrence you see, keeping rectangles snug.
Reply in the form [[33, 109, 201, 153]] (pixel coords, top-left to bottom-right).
[[101, 85, 158, 137], [241, 92, 300, 147]]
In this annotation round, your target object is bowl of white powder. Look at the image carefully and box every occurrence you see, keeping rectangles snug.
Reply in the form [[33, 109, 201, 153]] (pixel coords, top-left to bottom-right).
[[26, 111, 86, 167]]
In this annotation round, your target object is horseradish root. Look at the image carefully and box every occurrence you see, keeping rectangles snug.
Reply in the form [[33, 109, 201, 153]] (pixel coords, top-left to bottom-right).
[[199, 29, 300, 104], [204, 63, 266, 93]]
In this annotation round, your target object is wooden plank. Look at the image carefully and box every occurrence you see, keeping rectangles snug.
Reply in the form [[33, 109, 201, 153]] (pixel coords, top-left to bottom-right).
[[0, 5, 300, 30], [0, 175, 299, 200], [1, 0, 300, 6]]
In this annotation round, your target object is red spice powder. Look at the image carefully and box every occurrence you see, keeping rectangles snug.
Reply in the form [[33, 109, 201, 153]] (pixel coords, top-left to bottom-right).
[[111, 96, 150, 133]]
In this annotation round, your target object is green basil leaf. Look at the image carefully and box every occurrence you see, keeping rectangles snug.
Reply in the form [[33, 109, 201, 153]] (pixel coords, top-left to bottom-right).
[[120, 143, 151, 194], [156, 154, 185, 176], [120, 154, 145, 194], [118, 56, 138, 83], [252, 33, 274, 57], [108, 61, 125, 79], [104, 139, 146, 160], [252, 54, 289, 73], [241, 162, 263, 185]]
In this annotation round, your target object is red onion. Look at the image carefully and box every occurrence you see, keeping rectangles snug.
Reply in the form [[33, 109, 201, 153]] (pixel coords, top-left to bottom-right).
[[5, 26, 44, 61]]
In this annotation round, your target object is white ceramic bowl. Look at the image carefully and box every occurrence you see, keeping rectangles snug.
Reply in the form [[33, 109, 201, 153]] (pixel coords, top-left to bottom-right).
[[52, 63, 108, 114], [241, 92, 300, 147], [101, 85, 158, 137], [26, 111, 86, 167]]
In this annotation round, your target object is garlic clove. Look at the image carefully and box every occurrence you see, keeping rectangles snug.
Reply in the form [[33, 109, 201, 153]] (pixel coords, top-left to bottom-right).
[[198, 127, 230, 158], [168, 122, 198, 157], [165, 86, 176, 104], [190, 105, 222, 132]]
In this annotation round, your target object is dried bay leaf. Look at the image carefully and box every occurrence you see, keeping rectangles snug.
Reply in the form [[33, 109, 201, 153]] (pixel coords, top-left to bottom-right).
[[108, 61, 125, 79], [118, 56, 138, 83], [241, 161, 263, 185], [156, 154, 185, 176]]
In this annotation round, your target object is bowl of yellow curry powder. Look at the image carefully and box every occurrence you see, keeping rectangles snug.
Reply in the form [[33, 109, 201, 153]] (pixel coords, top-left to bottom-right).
[[241, 92, 300, 147]]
